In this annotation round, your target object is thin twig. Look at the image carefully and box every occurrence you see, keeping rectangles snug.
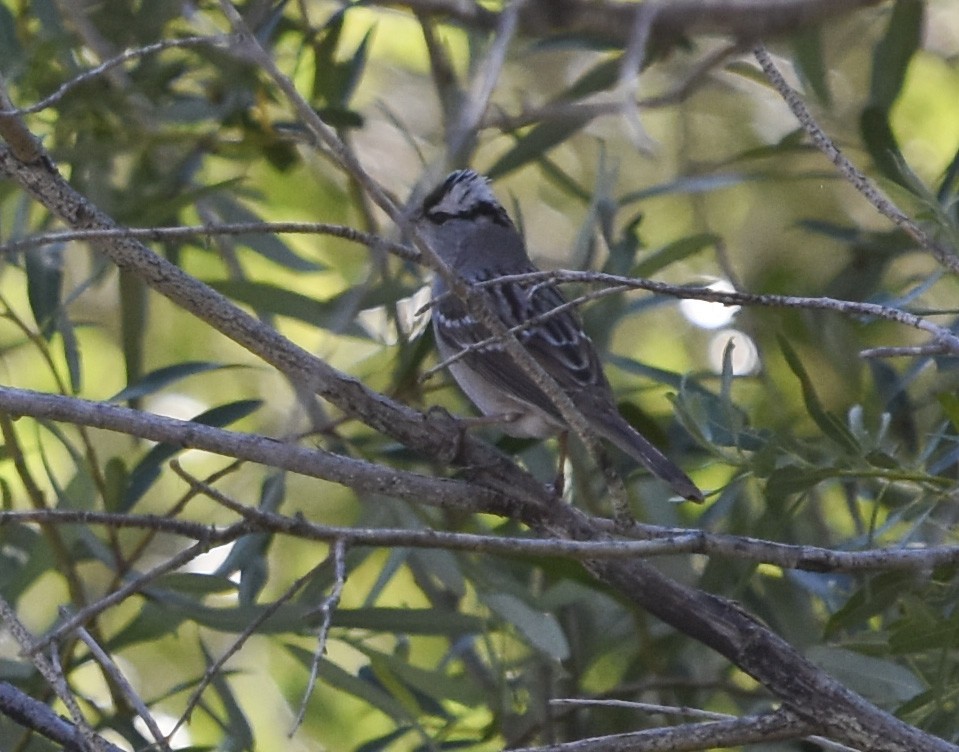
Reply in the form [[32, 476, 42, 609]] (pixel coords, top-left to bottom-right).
[[73, 623, 171, 752], [30, 532, 247, 655], [170, 558, 328, 738], [438, 269, 959, 355], [0, 36, 227, 117], [290, 539, 347, 735], [7, 504, 959, 572], [551, 699, 860, 752], [0, 596, 102, 752], [0, 222, 417, 261], [753, 44, 959, 273], [448, 0, 524, 161]]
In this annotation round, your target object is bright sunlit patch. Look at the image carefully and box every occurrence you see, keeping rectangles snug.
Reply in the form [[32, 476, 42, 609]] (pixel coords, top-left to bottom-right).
[[357, 284, 432, 345], [134, 711, 192, 750], [756, 562, 784, 579], [183, 542, 234, 576], [146, 393, 209, 422], [679, 279, 739, 329], [707, 328, 760, 375]]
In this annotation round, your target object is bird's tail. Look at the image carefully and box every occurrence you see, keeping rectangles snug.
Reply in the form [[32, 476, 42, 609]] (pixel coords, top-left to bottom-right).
[[595, 414, 703, 503]]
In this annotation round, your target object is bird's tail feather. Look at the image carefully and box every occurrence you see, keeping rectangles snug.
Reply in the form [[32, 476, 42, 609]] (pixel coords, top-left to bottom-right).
[[595, 415, 703, 503]]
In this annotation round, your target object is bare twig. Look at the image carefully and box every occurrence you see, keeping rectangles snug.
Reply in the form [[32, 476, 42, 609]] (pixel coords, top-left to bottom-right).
[[0, 36, 226, 117], [0, 384, 511, 515], [0, 222, 417, 262], [290, 539, 347, 735], [512, 705, 816, 752], [0, 596, 103, 752], [73, 624, 171, 752], [445, 269, 959, 355], [548, 700, 859, 752], [753, 44, 959, 273], [6, 504, 959, 573], [31, 533, 246, 655], [0, 681, 126, 752], [447, 0, 524, 161]]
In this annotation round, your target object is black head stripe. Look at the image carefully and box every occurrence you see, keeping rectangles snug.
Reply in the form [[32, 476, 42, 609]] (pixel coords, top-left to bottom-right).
[[420, 170, 512, 227]]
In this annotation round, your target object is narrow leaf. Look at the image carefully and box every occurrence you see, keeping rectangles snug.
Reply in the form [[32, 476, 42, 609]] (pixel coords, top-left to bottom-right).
[[122, 399, 263, 511], [109, 361, 240, 403], [632, 232, 720, 277], [868, 0, 924, 110], [806, 646, 923, 705], [25, 247, 63, 340], [488, 113, 594, 180], [484, 593, 570, 660], [860, 106, 912, 188], [792, 28, 831, 106], [778, 335, 860, 453]]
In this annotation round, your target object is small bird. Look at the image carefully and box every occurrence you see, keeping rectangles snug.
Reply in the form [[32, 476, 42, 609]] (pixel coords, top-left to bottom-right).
[[415, 169, 703, 503]]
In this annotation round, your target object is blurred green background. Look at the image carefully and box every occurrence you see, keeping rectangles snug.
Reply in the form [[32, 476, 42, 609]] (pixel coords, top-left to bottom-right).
[[1, 0, 958, 749]]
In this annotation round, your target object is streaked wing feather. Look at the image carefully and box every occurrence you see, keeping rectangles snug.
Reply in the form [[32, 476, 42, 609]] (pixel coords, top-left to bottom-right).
[[433, 266, 610, 420]]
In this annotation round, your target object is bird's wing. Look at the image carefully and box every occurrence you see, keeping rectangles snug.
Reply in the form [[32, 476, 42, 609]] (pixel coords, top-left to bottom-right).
[[432, 267, 611, 420]]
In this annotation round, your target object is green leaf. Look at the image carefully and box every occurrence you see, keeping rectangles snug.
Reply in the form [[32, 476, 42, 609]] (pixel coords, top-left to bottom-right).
[[938, 393, 959, 431], [0, 523, 50, 603], [778, 335, 860, 454], [352, 645, 480, 707], [764, 465, 836, 498], [205, 643, 255, 752], [56, 312, 81, 393], [868, 0, 924, 111], [825, 571, 918, 636], [108, 597, 313, 651], [792, 28, 831, 107], [311, 9, 347, 101], [364, 660, 449, 719], [488, 113, 594, 180], [219, 474, 285, 605], [315, 106, 364, 129], [154, 572, 239, 596], [331, 608, 486, 636], [340, 26, 375, 107], [200, 195, 324, 272], [889, 598, 959, 655], [355, 727, 413, 752], [109, 361, 243, 402], [806, 646, 923, 705], [483, 593, 570, 660], [632, 232, 720, 277], [620, 173, 751, 205], [120, 270, 147, 397], [860, 106, 912, 189], [286, 647, 417, 724], [122, 399, 263, 511], [103, 457, 128, 513], [207, 280, 413, 336], [558, 56, 621, 101], [25, 247, 63, 340]]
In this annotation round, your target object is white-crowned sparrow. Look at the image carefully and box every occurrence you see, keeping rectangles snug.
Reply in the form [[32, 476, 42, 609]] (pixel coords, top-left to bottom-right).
[[416, 169, 703, 502]]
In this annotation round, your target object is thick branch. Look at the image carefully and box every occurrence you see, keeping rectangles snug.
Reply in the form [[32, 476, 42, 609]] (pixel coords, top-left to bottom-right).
[[0, 385, 513, 517], [0, 682, 125, 752], [0, 143, 550, 514]]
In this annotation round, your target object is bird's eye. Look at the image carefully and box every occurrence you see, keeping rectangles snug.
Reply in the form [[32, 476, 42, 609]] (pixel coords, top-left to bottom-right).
[[426, 210, 456, 224]]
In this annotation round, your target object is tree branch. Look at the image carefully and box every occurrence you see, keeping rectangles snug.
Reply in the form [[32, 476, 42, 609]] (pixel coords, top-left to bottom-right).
[[367, 0, 886, 51]]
